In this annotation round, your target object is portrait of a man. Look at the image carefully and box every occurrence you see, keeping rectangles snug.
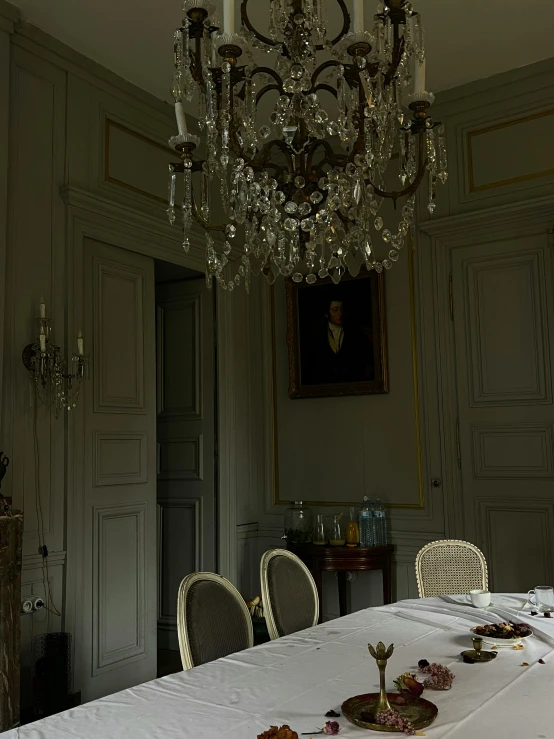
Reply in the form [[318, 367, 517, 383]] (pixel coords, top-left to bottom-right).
[[286, 272, 388, 399]]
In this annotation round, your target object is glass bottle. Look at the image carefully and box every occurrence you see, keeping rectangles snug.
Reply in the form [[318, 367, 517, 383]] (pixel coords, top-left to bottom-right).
[[374, 499, 388, 546], [313, 514, 327, 545], [283, 501, 313, 545], [345, 506, 360, 547], [359, 496, 374, 547], [330, 514, 345, 546]]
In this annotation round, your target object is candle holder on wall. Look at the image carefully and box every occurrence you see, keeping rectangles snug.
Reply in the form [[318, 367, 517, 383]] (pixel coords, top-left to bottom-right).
[[22, 299, 89, 417]]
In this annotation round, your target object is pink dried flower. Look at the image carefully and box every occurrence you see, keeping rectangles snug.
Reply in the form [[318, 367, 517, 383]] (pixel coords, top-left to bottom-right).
[[322, 721, 340, 735], [376, 709, 415, 736], [419, 662, 455, 690]]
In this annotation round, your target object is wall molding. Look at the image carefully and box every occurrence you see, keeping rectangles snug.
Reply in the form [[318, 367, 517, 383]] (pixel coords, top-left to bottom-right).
[[419, 193, 554, 540]]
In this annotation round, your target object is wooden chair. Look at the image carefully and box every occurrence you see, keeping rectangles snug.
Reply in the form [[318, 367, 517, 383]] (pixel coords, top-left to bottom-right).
[[177, 572, 253, 669], [260, 549, 319, 640], [415, 539, 488, 598]]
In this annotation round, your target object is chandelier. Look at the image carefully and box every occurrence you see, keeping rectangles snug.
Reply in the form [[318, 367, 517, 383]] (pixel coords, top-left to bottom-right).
[[167, 0, 447, 291]]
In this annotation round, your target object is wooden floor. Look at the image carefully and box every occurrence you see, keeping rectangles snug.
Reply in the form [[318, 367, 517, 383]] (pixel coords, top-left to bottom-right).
[[157, 648, 182, 678]]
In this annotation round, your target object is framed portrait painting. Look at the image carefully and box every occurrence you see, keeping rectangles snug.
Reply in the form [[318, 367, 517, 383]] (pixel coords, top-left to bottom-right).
[[286, 271, 388, 399]]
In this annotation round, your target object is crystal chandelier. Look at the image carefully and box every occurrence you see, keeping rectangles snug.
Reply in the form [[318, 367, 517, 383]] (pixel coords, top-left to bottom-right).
[[167, 0, 447, 290]]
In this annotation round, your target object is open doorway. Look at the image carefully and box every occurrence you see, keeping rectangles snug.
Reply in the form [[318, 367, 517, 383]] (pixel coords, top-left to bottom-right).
[[154, 259, 218, 677]]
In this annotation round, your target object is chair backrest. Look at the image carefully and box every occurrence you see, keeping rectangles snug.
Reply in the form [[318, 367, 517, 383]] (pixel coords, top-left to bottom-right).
[[177, 572, 253, 669], [260, 549, 319, 640], [415, 539, 488, 598]]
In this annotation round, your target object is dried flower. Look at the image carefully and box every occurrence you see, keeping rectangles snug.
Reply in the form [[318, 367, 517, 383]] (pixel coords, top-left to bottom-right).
[[512, 644, 524, 651], [325, 710, 340, 718], [258, 725, 298, 739], [531, 611, 538, 616], [419, 662, 455, 690], [322, 721, 340, 735], [521, 662, 529, 667], [417, 659, 430, 669], [394, 672, 424, 697], [376, 708, 415, 736], [539, 659, 546, 664], [544, 612, 552, 619]]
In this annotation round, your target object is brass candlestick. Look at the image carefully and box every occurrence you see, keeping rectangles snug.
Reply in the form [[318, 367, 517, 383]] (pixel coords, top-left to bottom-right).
[[342, 640, 438, 732], [368, 642, 394, 714]]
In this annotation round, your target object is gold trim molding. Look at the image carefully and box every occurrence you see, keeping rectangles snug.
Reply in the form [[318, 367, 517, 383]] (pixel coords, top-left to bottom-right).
[[467, 109, 554, 193], [104, 118, 177, 205], [270, 244, 425, 509]]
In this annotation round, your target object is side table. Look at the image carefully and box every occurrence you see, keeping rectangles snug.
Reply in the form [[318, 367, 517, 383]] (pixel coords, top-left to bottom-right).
[[287, 543, 394, 622]]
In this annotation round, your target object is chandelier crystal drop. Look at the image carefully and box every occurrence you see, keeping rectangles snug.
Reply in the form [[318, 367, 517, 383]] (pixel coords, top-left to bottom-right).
[[167, 0, 447, 291]]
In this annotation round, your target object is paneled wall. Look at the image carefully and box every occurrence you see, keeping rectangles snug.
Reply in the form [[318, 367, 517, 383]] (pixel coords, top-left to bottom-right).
[[237, 58, 554, 614], [0, 0, 266, 708]]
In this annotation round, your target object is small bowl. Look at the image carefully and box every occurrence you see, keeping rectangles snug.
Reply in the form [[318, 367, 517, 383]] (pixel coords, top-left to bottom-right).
[[470, 626, 533, 648]]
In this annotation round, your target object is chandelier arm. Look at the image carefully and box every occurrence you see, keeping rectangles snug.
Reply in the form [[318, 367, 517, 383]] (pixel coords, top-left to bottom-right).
[[384, 24, 405, 86], [240, 0, 288, 54], [256, 84, 283, 105], [314, 0, 351, 51], [306, 138, 343, 173], [191, 186, 226, 233], [370, 133, 427, 203], [250, 66, 284, 88], [310, 60, 342, 90], [255, 139, 295, 171], [313, 83, 338, 99]]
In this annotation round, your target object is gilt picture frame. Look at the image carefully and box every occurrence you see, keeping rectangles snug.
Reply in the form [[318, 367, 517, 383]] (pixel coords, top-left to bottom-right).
[[286, 271, 388, 399]]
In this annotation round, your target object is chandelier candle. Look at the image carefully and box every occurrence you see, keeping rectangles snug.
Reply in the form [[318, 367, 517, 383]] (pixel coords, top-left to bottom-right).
[[168, 0, 448, 291], [352, 0, 364, 33], [223, 0, 236, 35], [414, 57, 426, 94], [175, 102, 188, 136], [40, 297, 46, 319]]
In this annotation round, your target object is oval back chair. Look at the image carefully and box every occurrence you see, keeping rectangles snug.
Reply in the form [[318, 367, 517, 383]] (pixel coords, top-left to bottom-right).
[[177, 572, 253, 669], [260, 549, 319, 640], [415, 539, 489, 598]]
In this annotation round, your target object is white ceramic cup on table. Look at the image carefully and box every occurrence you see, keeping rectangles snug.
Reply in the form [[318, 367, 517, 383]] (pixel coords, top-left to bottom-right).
[[528, 586, 554, 613], [466, 589, 491, 608]]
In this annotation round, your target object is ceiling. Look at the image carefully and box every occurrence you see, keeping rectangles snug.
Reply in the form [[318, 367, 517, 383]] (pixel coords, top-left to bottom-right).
[[10, 0, 554, 104]]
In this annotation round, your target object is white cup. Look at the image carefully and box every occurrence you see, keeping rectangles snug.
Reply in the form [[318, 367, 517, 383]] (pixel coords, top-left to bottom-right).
[[466, 589, 491, 608]]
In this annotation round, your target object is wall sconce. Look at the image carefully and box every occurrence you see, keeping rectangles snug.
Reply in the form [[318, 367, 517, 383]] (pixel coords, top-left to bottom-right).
[[22, 298, 89, 417]]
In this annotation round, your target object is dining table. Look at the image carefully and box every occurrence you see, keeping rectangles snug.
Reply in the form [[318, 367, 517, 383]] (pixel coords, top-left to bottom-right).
[[5, 594, 553, 738]]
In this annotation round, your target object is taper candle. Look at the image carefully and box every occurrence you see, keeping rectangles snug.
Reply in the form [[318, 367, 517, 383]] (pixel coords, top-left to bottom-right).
[[175, 102, 188, 137], [77, 329, 84, 356], [40, 298, 46, 318], [223, 0, 235, 35], [414, 57, 426, 93], [352, 0, 364, 33]]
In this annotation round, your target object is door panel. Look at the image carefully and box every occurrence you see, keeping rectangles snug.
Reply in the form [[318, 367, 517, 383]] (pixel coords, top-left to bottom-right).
[[156, 278, 215, 650], [451, 233, 554, 591], [81, 239, 157, 701]]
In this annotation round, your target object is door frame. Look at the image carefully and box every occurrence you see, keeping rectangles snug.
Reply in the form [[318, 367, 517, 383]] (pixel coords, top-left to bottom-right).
[[61, 186, 238, 694], [418, 194, 554, 541]]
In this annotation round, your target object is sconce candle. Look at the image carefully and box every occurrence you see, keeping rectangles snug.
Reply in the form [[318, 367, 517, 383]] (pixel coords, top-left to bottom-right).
[[77, 330, 84, 356], [40, 298, 46, 319]]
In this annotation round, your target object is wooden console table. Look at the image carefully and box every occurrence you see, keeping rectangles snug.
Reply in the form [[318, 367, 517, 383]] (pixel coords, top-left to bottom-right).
[[287, 543, 394, 622]]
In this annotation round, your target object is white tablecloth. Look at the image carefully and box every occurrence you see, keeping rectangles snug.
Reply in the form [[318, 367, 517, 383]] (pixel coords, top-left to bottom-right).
[[5, 594, 554, 738]]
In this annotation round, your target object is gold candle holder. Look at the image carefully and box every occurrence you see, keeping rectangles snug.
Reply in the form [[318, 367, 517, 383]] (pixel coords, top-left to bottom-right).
[[341, 640, 438, 732], [368, 642, 394, 714]]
